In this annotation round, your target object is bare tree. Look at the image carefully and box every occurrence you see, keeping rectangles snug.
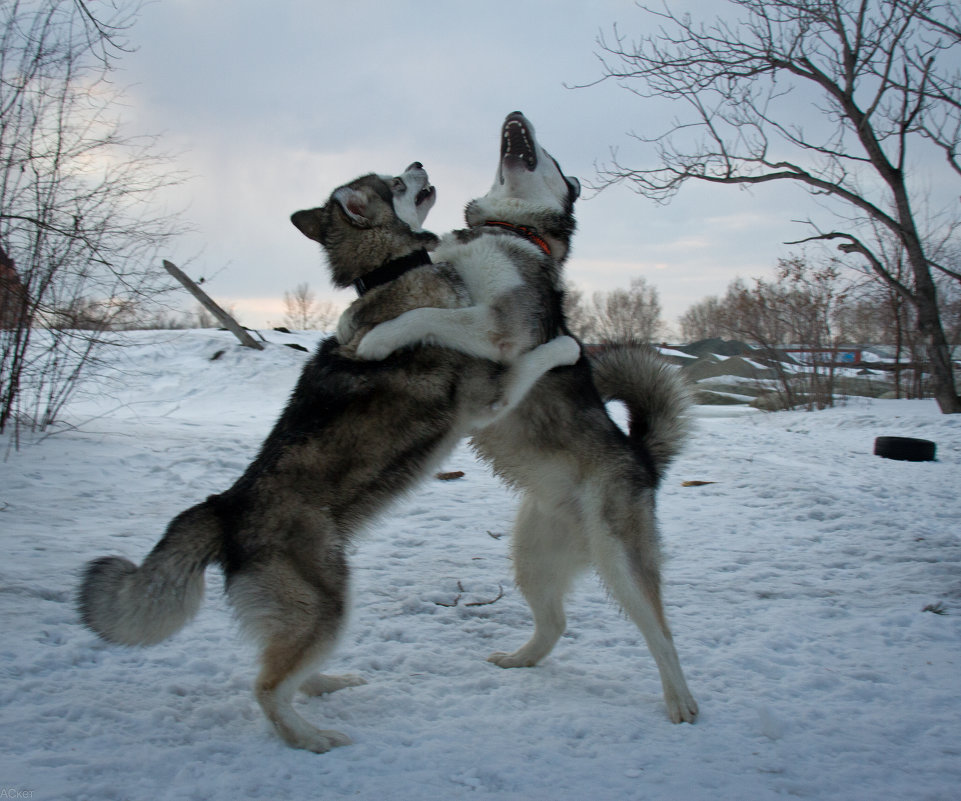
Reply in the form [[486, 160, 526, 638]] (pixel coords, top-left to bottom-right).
[[834, 291, 892, 344], [593, 0, 961, 412], [561, 283, 594, 341], [680, 258, 851, 408], [832, 252, 927, 396], [942, 277, 961, 344], [573, 277, 663, 344], [778, 257, 850, 408], [596, 277, 663, 343], [191, 303, 218, 329], [679, 295, 725, 342], [282, 282, 339, 330], [0, 0, 184, 435], [716, 275, 804, 408]]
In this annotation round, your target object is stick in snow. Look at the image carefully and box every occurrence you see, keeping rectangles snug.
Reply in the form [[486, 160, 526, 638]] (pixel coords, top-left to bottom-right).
[[163, 260, 264, 351]]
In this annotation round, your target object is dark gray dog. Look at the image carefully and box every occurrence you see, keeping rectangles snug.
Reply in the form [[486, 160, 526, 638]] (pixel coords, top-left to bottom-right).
[[77, 157, 578, 753]]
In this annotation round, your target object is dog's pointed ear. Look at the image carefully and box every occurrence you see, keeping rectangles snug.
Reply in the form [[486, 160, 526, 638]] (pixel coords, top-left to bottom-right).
[[331, 187, 373, 228], [291, 208, 327, 244], [463, 198, 486, 228]]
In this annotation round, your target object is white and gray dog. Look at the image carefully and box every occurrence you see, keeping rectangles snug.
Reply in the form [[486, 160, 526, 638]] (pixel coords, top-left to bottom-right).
[[359, 112, 699, 726]]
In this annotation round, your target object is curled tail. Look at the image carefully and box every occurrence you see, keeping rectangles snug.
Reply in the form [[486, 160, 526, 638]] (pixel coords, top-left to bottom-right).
[[77, 501, 223, 646], [589, 345, 691, 482]]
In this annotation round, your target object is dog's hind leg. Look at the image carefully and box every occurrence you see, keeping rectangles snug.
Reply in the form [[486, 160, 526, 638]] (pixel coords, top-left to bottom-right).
[[255, 641, 352, 753], [230, 554, 354, 753], [583, 481, 698, 724], [489, 492, 588, 667]]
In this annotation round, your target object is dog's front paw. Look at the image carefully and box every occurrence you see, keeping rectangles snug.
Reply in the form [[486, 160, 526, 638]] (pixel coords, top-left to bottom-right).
[[356, 328, 398, 360], [665, 689, 699, 724], [300, 673, 367, 696], [288, 727, 353, 754], [551, 335, 581, 366], [487, 650, 538, 668], [336, 310, 358, 345]]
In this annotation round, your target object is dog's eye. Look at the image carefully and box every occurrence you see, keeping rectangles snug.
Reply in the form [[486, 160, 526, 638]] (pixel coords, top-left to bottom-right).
[[391, 177, 406, 194]]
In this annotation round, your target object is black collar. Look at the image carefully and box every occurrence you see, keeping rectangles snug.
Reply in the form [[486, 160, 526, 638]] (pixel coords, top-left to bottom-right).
[[353, 249, 432, 296]]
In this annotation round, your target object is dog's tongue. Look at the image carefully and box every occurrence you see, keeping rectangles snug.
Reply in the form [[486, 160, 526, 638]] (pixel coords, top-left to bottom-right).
[[502, 117, 537, 170]]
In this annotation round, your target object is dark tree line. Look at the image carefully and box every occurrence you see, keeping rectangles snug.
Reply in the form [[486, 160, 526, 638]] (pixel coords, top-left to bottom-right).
[[679, 254, 960, 403]]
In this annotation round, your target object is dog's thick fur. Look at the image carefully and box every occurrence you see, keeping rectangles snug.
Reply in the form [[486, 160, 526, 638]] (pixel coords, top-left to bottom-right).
[[358, 113, 699, 724], [76, 162, 578, 753]]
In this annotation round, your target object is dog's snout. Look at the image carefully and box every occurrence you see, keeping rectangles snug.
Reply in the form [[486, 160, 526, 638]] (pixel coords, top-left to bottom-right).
[[408, 161, 423, 171]]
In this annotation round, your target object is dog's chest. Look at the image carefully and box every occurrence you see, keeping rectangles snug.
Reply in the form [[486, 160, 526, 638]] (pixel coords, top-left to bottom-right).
[[435, 235, 523, 303]]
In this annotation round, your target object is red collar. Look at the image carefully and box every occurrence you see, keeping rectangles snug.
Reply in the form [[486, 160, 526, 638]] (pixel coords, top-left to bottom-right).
[[482, 220, 552, 257]]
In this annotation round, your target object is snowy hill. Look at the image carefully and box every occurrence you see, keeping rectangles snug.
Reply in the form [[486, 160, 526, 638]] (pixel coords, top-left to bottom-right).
[[1, 329, 959, 800]]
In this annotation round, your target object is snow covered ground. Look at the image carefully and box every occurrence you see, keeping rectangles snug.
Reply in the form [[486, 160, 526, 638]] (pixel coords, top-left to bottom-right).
[[1, 329, 959, 801]]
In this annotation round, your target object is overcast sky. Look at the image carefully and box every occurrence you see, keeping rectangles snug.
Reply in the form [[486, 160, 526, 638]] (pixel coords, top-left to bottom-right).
[[118, 0, 814, 332]]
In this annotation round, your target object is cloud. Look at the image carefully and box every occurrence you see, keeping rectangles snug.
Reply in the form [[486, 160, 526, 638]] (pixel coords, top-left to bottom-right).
[[115, 0, 829, 332]]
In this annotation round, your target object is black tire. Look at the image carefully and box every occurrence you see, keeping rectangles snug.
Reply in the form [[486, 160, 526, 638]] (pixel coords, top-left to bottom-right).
[[873, 436, 937, 462]]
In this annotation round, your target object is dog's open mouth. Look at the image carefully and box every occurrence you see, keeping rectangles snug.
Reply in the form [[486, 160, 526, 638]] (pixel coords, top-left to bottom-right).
[[502, 112, 537, 171], [415, 185, 435, 206]]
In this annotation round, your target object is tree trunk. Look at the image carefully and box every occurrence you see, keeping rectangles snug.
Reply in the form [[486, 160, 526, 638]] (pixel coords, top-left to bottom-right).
[[892, 292, 904, 399], [894, 181, 960, 413], [919, 313, 961, 413], [908, 255, 961, 412]]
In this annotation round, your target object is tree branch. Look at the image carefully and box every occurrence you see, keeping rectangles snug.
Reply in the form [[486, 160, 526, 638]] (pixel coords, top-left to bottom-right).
[[784, 231, 915, 301]]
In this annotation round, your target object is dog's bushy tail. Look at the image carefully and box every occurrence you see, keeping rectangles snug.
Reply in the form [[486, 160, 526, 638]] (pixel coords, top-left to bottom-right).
[[589, 344, 691, 482], [77, 501, 222, 646]]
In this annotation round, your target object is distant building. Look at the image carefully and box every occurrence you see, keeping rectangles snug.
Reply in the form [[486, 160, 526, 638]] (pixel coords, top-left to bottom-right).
[[0, 243, 27, 329], [782, 347, 863, 366]]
